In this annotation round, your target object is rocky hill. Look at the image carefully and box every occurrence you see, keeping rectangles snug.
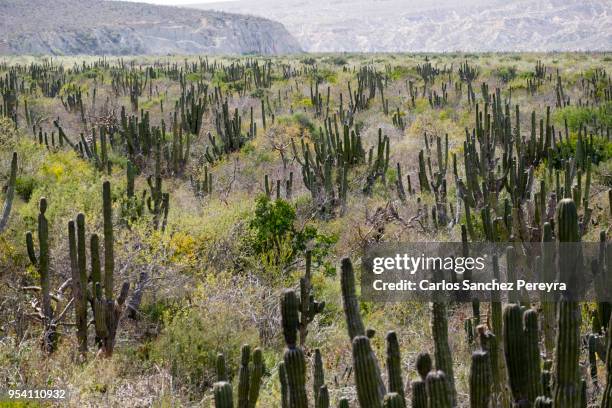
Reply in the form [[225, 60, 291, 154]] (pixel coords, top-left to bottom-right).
[[198, 0, 611, 52], [0, 0, 302, 55]]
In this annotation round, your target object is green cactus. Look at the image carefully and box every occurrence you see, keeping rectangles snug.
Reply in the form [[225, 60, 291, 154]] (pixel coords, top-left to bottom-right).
[[313, 349, 325, 405], [553, 200, 582, 408], [412, 352, 431, 408], [602, 316, 612, 407], [214, 381, 234, 408], [92, 182, 130, 357], [503, 303, 529, 404], [425, 370, 452, 408], [25, 198, 56, 352], [316, 385, 330, 408], [237, 344, 251, 408], [281, 290, 308, 408], [469, 350, 491, 408], [385, 331, 405, 401], [216, 353, 228, 382], [69, 214, 88, 353], [524, 309, 543, 402], [382, 392, 405, 408], [340, 257, 366, 340], [299, 250, 325, 345], [0, 151, 17, 232], [352, 335, 385, 408], [431, 301, 456, 405], [279, 361, 289, 408]]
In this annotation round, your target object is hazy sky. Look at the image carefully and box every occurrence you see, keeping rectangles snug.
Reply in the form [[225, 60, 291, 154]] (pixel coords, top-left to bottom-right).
[[121, 0, 232, 4]]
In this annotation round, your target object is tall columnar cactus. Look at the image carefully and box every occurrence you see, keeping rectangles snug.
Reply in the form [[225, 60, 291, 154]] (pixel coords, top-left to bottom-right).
[[469, 350, 491, 408], [431, 301, 456, 405], [524, 309, 543, 402], [503, 303, 528, 404], [279, 361, 289, 408], [425, 370, 452, 408], [26, 198, 56, 352], [352, 335, 385, 408], [382, 392, 405, 408], [214, 381, 234, 408], [299, 250, 325, 345], [216, 353, 228, 382], [477, 326, 502, 400], [69, 214, 88, 353], [602, 316, 612, 407], [412, 352, 431, 408], [313, 349, 325, 405], [92, 181, 129, 357], [316, 385, 330, 408], [237, 344, 251, 408], [340, 257, 366, 340], [553, 199, 582, 408], [0, 151, 17, 233], [281, 289, 308, 408], [248, 348, 264, 408], [385, 331, 405, 401], [541, 222, 556, 358]]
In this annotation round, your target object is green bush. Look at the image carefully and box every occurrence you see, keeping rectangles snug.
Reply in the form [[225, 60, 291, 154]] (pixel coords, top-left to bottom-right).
[[246, 195, 336, 269], [553, 106, 596, 131]]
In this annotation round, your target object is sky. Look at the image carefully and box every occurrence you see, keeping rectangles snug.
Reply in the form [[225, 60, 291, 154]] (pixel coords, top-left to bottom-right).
[[121, 0, 233, 4]]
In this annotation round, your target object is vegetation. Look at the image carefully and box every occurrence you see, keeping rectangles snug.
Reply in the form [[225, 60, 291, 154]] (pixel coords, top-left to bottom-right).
[[0, 52, 611, 407]]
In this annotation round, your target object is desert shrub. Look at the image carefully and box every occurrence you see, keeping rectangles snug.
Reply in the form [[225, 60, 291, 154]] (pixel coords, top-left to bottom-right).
[[149, 276, 262, 394], [495, 66, 517, 83], [549, 134, 612, 168], [553, 105, 597, 131], [246, 195, 336, 270]]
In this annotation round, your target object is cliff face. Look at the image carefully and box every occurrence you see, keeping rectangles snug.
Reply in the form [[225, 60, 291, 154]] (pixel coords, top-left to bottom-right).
[[0, 0, 302, 55]]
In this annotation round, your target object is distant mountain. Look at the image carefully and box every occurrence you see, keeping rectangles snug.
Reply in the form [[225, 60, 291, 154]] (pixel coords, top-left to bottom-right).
[[195, 0, 612, 52], [0, 0, 302, 55]]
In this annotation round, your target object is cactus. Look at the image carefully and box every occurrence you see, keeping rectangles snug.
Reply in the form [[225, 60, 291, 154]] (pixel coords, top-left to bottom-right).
[[214, 381, 234, 408], [313, 349, 325, 405], [299, 250, 325, 345], [281, 290, 308, 408], [216, 353, 228, 382], [352, 335, 385, 408], [425, 370, 452, 408], [503, 303, 528, 404], [92, 182, 130, 357], [0, 151, 17, 232], [382, 392, 405, 408], [69, 214, 88, 353], [602, 316, 612, 407], [385, 331, 405, 400], [279, 361, 289, 408], [524, 309, 543, 402], [25, 198, 56, 352], [553, 199, 582, 408], [316, 385, 330, 408], [469, 350, 491, 408], [412, 352, 431, 408], [340, 257, 366, 340], [431, 301, 456, 405], [237, 344, 251, 408]]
